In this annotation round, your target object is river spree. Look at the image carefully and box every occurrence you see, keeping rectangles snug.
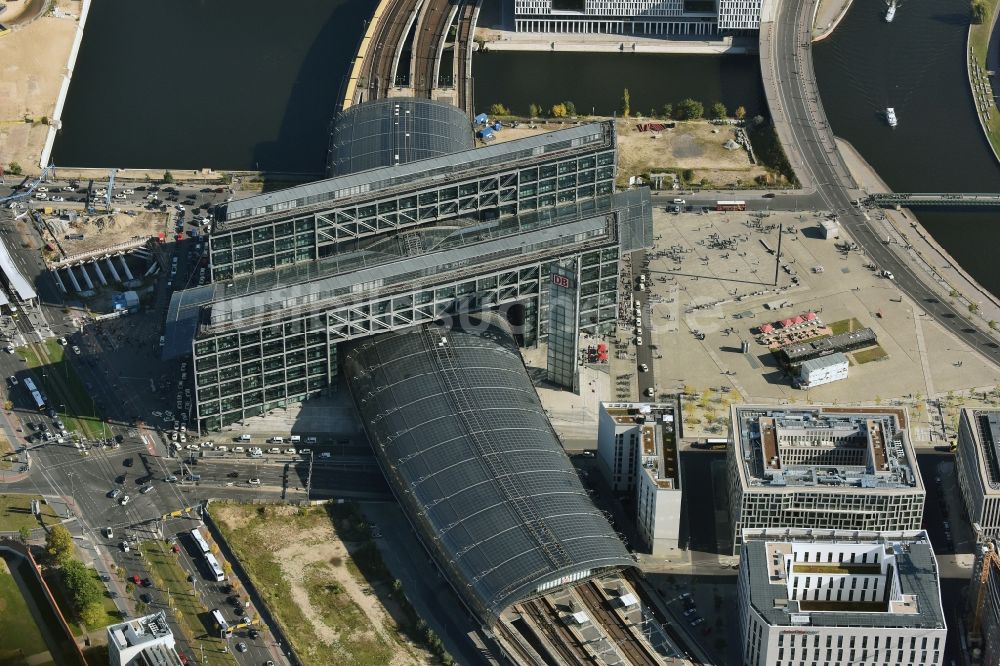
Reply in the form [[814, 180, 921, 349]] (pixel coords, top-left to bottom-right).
[[472, 51, 765, 119], [53, 0, 372, 173], [814, 0, 1000, 295]]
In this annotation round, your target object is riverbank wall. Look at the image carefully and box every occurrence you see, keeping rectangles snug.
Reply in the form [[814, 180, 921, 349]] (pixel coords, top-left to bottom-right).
[[811, 0, 854, 42], [39, 0, 91, 169], [476, 30, 756, 54], [838, 137, 1000, 328], [966, 0, 1000, 166]]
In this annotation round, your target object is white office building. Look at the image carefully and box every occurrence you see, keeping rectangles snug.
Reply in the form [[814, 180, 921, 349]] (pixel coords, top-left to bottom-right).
[[598, 402, 682, 553], [727, 405, 925, 554], [512, 0, 725, 35], [737, 529, 946, 666], [718, 0, 763, 30], [956, 409, 1000, 537], [796, 352, 849, 389], [107, 611, 182, 666]]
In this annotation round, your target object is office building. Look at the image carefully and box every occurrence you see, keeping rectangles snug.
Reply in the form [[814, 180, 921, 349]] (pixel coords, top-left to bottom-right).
[[163, 101, 652, 431], [727, 405, 925, 554], [513, 0, 725, 35], [107, 611, 182, 666], [737, 529, 946, 666], [598, 401, 682, 553], [796, 352, 848, 389], [969, 537, 1000, 666], [956, 409, 1000, 538]]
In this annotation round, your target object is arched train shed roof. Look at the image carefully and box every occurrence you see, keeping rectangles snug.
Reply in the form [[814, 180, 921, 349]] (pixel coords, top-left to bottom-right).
[[327, 97, 475, 176], [343, 317, 633, 625]]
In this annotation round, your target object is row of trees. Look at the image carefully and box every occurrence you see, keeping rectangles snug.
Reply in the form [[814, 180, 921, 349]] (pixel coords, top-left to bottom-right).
[[488, 95, 747, 121], [972, 0, 988, 23], [45, 525, 106, 626]]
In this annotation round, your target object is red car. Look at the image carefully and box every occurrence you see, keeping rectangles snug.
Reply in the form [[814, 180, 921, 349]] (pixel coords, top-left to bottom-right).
[[130, 575, 141, 585]]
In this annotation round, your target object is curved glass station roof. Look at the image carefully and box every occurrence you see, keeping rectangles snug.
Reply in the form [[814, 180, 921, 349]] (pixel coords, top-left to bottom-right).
[[343, 316, 633, 624]]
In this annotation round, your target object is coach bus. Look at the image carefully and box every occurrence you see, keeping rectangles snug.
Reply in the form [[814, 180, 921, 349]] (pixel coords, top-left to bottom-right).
[[715, 200, 747, 211], [205, 553, 225, 582], [190, 528, 210, 556], [210, 608, 230, 638]]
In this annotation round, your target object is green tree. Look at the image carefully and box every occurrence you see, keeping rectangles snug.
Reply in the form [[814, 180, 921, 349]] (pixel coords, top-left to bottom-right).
[[681, 168, 694, 183], [710, 102, 728, 119], [80, 602, 105, 627], [62, 560, 103, 617], [661, 103, 673, 119], [989, 320, 998, 331], [18, 526, 31, 543], [751, 114, 765, 127], [528, 103, 541, 118], [621, 88, 631, 118], [162, 170, 174, 184], [6, 162, 22, 176], [972, 0, 987, 23], [563, 100, 577, 116], [550, 103, 568, 118], [675, 98, 704, 120], [46, 525, 74, 565], [735, 105, 747, 121], [488, 103, 509, 116]]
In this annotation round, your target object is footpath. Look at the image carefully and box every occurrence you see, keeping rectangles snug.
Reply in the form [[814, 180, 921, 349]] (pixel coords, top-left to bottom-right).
[[838, 138, 1000, 336]]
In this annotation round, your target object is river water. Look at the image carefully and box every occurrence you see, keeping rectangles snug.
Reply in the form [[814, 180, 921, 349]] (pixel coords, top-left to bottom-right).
[[814, 0, 1000, 295], [52, 0, 372, 174]]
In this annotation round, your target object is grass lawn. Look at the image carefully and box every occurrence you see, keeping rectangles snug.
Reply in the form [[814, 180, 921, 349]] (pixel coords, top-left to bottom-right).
[[970, 0, 1000, 156], [0, 558, 50, 664], [828, 317, 864, 335], [43, 566, 120, 637], [0, 494, 61, 532], [0, 429, 12, 470], [852, 345, 889, 365], [19, 340, 105, 440], [140, 541, 235, 666]]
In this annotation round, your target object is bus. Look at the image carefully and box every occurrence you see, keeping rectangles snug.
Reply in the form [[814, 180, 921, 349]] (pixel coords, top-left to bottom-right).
[[22, 377, 46, 411], [190, 528, 210, 556], [205, 553, 225, 582], [210, 608, 230, 638], [716, 200, 747, 211]]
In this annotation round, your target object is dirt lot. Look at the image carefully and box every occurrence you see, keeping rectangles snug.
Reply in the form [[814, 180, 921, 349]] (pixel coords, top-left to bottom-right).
[[42, 210, 169, 257], [616, 117, 769, 188], [0, 0, 81, 171], [212, 503, 431, 666]]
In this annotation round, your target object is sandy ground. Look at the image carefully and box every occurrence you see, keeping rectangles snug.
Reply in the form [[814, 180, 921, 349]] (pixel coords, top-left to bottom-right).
[[213, 504, 427, 666], [615, 118, 768, 188], [42, 210, 169, 257], [0, 0, 80, 171]]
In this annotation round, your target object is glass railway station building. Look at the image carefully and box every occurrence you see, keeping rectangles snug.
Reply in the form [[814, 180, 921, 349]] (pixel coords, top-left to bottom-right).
[[164, 98, 652, 432]]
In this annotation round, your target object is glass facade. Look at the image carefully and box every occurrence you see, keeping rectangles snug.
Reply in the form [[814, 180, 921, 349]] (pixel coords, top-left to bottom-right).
[[546, 260, 579, 391]]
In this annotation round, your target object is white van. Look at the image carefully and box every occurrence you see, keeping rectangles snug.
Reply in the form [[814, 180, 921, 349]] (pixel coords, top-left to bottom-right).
[[269, 436, 284, 444], [267, 447, 281, 454], [233, 446, 245, 453], [289, 435, 301, 444], [672, 198, 686, 205], [319, 452, 331, 459], [305, 436, 317, 445], [238, 434, 251, 442]]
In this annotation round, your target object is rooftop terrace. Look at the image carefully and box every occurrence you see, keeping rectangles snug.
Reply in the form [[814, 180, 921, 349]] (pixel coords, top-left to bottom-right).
[[605, 402, 679, 490]]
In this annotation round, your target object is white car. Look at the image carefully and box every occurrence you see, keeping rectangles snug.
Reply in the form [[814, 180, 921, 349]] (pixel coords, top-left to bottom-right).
[[120, 541, 130, 552], [639, 363, 648, 372], [119, 495, 130, 506], [186, 444, 199, 451], [36, 186, 48, 192], [51, 196, 65, 202], [104, 527, 113, 538], [175, 204, 185, 212], [71, 345, 81, 355], [34, 193, 47, 200], [114, 193, 127, 200], [62, 186, 75, 192], [8, 376, 16, 385], [122, 188, 135, 195]]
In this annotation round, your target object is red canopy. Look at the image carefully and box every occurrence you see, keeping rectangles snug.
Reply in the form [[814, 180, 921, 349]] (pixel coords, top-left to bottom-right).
[[792, 315, 805, 325], [760, 323, 775, 334], [597, 343, 608, 352], [781, 318, 794, 328], [805, 311, 817, 321]]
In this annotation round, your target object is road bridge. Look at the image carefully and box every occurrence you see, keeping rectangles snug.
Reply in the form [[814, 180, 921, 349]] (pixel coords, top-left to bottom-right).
[[865, 193, 1000, 208], [342, 0, 479, 114], [759, 0, 1000, 365]]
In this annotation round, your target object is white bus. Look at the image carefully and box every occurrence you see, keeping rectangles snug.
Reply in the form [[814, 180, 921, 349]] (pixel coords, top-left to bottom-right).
[[210, 608, 230, 638], [205, 553, 225, 582], [191, 528, 210, 556]]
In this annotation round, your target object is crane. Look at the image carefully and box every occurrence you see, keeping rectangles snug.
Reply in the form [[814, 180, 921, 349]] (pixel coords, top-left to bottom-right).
[[969, 539, 1000, 643]]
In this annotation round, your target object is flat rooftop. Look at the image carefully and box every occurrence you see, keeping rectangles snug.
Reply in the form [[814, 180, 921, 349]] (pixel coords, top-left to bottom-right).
[[604, 402, 679, 490], [731, 404, 921, 491], [107, 611, 173, 650], [963, 408, 1000, 491], [743, 531, 944, 629]]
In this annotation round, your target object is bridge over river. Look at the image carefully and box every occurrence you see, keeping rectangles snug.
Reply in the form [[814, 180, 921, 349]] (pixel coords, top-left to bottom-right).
[[865, 193, 1000, 208]]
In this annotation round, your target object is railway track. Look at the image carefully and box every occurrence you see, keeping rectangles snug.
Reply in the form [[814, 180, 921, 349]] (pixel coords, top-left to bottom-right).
[[367, 0, 414, 99], [412, 0, 455, 97], [454, 0, 475, 111], [496, 618, 548, 666], [575, 581, 661, 666], [520, 599, 596, 665]]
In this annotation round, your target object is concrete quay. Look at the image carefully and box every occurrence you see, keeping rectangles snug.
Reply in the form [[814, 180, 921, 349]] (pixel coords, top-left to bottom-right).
[[476, 29, 757, 54]]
